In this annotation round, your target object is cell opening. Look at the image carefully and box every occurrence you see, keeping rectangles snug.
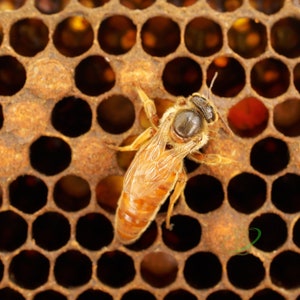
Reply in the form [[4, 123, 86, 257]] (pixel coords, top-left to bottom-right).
[[0, 55, 26, 96], [184, 252, 222, 289], [293, 217, 300, 248], [10, 18, 49, 56], [54, 250, 92, 287], [76, 213, 114, 250], [227, 254, 265, 289], [164, 289, 197, 300], [0, 210, 27, 251], [121, 289, 156, 300], [97, 95, 135, 134], [250, 137, 289, 175], [74, 55, 115, 96], [141, 16, 180, 57], [228, 18, 267, 58], [96, 175, 123, 213], [227, 172, 266, 214], [53, 174, 91, 212], [185, 17, 222, 57], [98, 15, 136, 55], [207, 56, 245, 97], [0, 288, 25, 300], [207, 290, 242, 300], [162, 214, 201, 251], [162, 57, 202, 97], [32, 212, 70, 251], [51, 96, 92, 137], [9, 250, 50, 290], [97, 250, 135, 287], [120, 0, 155, 9], [207, 0, 242, 12], [77, 289, 113, 300], [53, 16, 93, 57], [272, 173, 300, 213], [251, 58, 290, 98], [33, 290, 67, 300], [9, 174, 48, 214], [78, 0, 109, 8], [35, 0, 69, 14], [270, 251, 300, 289], [140, 251, 178, 288], [273, 98, 300, 137], [185, 174, 224, 213], [271, 17, 300, 58], [249, 213, 287, 252], [228, 97, 269, 138], [249, 0, 284, 15], [249, 288, 285, 300], [29, 136, 72, 176]]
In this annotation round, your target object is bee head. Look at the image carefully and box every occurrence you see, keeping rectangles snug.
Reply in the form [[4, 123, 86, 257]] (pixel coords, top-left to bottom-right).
[[190, 94, 216, 124]]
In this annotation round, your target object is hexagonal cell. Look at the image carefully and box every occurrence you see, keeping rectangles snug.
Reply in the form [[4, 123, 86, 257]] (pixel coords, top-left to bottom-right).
[[249, 0, 284, 15], [10, 18, 49, 56], [207, 56, 245, 97], [53, 174, 91, 212], [140, 251, 178, 288], [207, 0, 242, 12], [162, 57, 202, 96], [35, 0, 69, 13], [250, 137, 289, 175], [227, 254, 265, 289], [74, 55, 115, 96], [29, 136, 72, 176], [9, 175, 48, 214], [270, 251, 300, 289], [54, 250, 92, 287], [51, 96, 92, 137], [98, 15, 137, 55], [0, 55, 26, 96], [228, 97, 269, 138], [184, 252, 222, 289], [97, 95, 135, 134], [273, 98, 300, 137], [228, 18, 267, 58], [32, 212, 70, 251], [79, 0, 109, 8], [97, 250, 135, 287], [141, 16, 180, 57], [53, 16, 93, 57], [185, 17, 222, 57], [251, 58, 290, 98], [9, 250, 50, 289]]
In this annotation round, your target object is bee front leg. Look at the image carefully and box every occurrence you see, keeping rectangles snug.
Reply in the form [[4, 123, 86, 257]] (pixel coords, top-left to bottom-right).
[[107, 127, 155, 152], [165, 169, 187, 230], [136, 87, 159, 129], [189, 151, 235, 165]]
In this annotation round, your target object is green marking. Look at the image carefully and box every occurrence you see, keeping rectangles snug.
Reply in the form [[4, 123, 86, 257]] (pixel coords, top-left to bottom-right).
[[234, 227, 262, 255]]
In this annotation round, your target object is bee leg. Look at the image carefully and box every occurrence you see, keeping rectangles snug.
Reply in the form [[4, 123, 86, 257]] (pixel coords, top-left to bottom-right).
[[165, 169, 187, 230], [189, 151, 235, 165], [107, 127, 155, 151], [136, 87, 159, 129]]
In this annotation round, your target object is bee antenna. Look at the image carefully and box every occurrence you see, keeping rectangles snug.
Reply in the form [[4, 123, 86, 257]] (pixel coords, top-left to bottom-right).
[[207, 72, 218, 100]]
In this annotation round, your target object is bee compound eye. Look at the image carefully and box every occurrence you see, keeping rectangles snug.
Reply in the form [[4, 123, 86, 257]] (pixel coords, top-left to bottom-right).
[[173, 110, 203, 138], [191, 95, 216, 123]]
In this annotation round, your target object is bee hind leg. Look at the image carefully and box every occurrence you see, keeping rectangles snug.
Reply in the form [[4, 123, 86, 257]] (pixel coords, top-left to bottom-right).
[[189, 151, 235, 165], [165, 169, 187, 230], [136, 87, 159, 129], [107, 127, 155, 151]]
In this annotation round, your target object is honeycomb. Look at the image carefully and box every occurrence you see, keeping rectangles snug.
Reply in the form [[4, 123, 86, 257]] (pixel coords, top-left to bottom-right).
[[0, 0, 300, 299]]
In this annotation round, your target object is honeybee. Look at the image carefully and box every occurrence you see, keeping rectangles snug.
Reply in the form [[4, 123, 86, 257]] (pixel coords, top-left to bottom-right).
[[113, 83, 231, 244]]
